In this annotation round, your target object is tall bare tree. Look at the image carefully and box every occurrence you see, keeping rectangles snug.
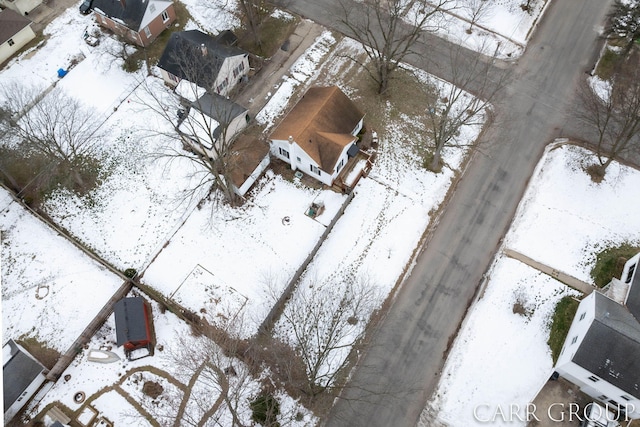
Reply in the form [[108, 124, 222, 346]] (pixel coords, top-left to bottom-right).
[[340, 0, 453, 94], [577, 54, 640, 179], [275, 274, 379, 398], [138, 45, 251, 207], [420, 45, 506, 171], [464, 0, 492, 33], [0, 83, 104, 189]]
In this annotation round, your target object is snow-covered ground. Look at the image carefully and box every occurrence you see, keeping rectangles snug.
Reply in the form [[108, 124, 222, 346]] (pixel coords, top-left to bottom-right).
[[1, 0, 571, 425], [426, 143, 640, 427]]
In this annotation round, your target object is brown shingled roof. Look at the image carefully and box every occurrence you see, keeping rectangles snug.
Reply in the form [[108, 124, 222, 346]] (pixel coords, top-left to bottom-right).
[[270, 86, 364, 172], [0, 9, 32, 46]]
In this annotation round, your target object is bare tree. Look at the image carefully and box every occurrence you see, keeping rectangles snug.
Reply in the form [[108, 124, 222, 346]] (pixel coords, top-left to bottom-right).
[[275, 274, 379, 398], [0, 83, 104, 189], [464, 0, 492, 33], [340, 0, 453, 94], [420, 45, 506, 171], [137, 73, 250, 207], [577, 54, 640, 180]]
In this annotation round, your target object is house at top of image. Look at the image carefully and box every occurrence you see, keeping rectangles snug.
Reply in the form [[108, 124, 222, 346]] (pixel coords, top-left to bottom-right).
[[91, 0, 175, 47], [157, 29, 249, 97], [0, 0, 41, 17], [269, 86, 364, 187], [554, 252, 640, 419], [0, 8, 36, 66], [3, 339, 48, 424]]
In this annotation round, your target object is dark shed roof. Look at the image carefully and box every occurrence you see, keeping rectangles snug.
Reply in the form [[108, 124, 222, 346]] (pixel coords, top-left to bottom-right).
[[0, 9, 32, 45], [114, 297, 149, 345], [573, 293, 640, 399], [157, 30, 246, 88], [3, 340, 46, 412], [91, 0, 160, 31]]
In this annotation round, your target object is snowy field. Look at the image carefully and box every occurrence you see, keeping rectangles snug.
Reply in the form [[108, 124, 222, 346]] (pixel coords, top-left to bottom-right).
[[426, 143, 640, 427]]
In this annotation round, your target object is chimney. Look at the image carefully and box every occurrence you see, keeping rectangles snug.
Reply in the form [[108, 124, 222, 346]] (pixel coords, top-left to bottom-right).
[[200, 43, 207, 56], [288, 135, 294, 144]]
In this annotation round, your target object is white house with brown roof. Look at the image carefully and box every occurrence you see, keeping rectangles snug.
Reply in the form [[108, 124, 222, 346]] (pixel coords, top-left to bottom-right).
[[269, 86, 364, 186], [554, 253, 640, 419], [0, 0, 41, 17], [0, 9, 35, 65]]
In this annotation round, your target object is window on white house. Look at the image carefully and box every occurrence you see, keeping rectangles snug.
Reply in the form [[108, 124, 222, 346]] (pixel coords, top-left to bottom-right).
[[571, 336, 578, 345], [621, 395, 631, 401], [336, 158, 345, 173], [278, 147, 290, 159], [296, 157, 301, 163], [143, 26, 151, 38], [626, 264, 636, 283], [149, 3, 156, 12], [588, 375, 600, 382], [161, 10, 170, 22], [579, 312, 586, 321], [310, 165, 321, 176], [8, 38, 15, 46], [598, 395, 608, 401]]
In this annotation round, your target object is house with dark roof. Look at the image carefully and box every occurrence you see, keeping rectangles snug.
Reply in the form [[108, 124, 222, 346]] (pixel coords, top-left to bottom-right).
[[0, 9, 36, 65], [555, 252, 640, 419], [157, 30, 249, 97], [3, 339, 47, 423], [114, 297, 153, 360], [91, 0, 175, 47], [269, 86, 364, 186], [178, 92, 250, 159]]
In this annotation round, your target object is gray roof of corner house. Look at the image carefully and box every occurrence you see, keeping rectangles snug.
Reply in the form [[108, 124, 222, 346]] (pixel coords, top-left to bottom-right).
[[0, 9, 32, 45], [573, 292, 640, 399], [627, 265, 640, 320], [191, 92, 247, 124], [3, 340, 46, 412], [157, 30, 246, 88]]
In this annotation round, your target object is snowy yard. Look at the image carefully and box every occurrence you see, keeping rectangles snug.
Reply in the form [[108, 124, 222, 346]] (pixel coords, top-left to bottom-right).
[[426, 143, 640, 427], [0, 0, 570, 425]]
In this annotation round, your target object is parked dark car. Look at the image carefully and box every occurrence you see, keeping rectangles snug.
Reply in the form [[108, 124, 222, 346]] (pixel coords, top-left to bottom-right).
[[79, 0, 93, 14]]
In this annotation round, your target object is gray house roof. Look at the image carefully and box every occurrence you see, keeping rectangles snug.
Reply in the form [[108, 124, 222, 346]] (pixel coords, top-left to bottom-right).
[[3, 340, 46, 414], [91, 0, 166, 32], [157, 30, 246, 89], [573, 293, 640, 399], [627, 263, 640, 320], [114, 297, 150, 346], [0, 9, 32, 45]]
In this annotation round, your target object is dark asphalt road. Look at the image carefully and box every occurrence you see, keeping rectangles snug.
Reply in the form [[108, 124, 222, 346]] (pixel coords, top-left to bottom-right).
[[272, 0, 615, 426]]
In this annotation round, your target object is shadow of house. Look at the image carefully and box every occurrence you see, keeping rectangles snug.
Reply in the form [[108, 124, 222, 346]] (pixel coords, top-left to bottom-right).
[[554, 252, 640, 419], [269, 86, 365, 187], [157, 30, 249, 98], [91, 0, 176, 47], [3, 339, 47, 423], [114, 297, 154, 360]]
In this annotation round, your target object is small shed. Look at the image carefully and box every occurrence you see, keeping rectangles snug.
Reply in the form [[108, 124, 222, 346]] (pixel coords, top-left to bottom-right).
[[113, 297, 153, 360]]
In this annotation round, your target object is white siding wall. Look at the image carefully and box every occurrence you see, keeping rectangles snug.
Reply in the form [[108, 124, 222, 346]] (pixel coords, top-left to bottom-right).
[[4, 372, 46, 421], [0, 0, 41, 15], [0, 24, 36, 64], [213, 54, 249, 97], [556, 293, 595, 368]]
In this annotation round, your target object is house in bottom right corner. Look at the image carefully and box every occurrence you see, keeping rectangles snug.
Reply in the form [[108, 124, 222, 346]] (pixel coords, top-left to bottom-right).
[[554, 252, 640, 419]]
